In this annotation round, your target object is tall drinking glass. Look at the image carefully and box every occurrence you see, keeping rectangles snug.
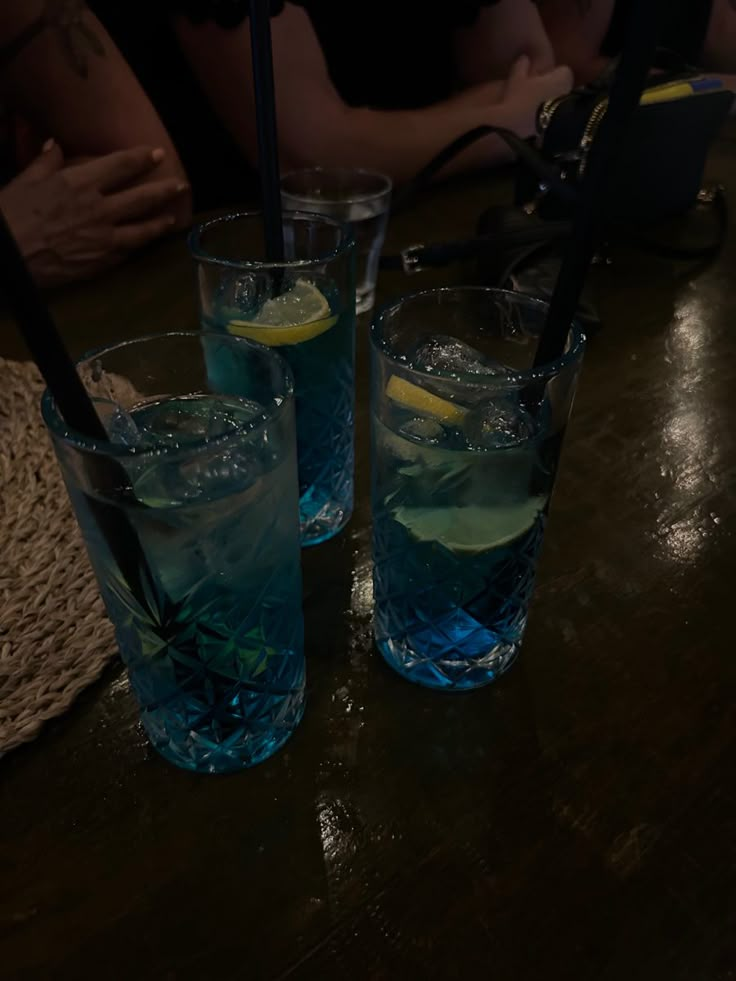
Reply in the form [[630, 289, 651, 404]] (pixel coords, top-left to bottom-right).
[[43, 333, 305, 773], [280, 168, 391, 314], [371, 288, 585, 690], [190, 212, 356, 546]]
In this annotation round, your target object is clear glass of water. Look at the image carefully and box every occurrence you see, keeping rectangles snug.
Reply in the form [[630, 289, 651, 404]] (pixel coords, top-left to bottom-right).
[[371, 288, 586, 690], [43, 332, 305, 773], [281, 168, 391, 314], [190, 212, 356, 546]]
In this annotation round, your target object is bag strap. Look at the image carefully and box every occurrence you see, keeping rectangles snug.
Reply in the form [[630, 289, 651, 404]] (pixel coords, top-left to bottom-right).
[[382, 185, 727, 277], [380, 217, 570, 274], [380, 124, 578, 272], [389, 125, 579, 216]]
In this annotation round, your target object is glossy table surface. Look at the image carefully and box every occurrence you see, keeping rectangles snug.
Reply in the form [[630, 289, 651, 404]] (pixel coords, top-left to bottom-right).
[[2, 129, 736, 980]]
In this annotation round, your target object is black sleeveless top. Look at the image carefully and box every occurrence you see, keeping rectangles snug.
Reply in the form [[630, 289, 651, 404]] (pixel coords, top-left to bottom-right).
[[90, 0, 502, 208]]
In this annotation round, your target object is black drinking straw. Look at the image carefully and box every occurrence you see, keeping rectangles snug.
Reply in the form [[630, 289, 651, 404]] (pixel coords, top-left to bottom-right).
[[249, 0, 285, 263], [0, 209, 155, 614], [533, 0, 663, 368]]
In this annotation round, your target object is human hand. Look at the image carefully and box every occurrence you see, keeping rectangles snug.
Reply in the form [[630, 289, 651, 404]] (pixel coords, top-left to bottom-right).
[[502, 55, 574, 137], [0, 141, 189, 288]]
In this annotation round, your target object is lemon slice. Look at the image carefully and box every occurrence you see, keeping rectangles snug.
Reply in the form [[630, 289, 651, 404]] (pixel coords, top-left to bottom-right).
[[392, 499, 544, 554], [386, 375, 467, 425], [227, 279, 337, 346]]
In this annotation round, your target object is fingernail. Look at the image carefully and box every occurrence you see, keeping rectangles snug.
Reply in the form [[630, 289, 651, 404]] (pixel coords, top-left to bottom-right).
[[175, 182, 189, 193], [167, 215, 177, 226], [42, 138, 55, 152], [151, 148, 165, 162]]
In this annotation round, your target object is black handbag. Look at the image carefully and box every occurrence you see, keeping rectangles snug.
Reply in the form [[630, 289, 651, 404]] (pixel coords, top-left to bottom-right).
[[383, 67, 734, 290], [517, 66, 734, 224]]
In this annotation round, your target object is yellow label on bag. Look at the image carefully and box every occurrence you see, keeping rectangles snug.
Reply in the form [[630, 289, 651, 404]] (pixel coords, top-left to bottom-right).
[[640, 83, 697, 106]]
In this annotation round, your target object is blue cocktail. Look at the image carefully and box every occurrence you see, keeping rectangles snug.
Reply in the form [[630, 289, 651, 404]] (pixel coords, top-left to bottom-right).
[[190, 213, 356, 546], [43, 333, 305, 772], [371, 289, 585, 690]]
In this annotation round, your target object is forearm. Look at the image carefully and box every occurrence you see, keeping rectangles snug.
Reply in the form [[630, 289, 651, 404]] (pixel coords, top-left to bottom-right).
[[278, 102, 518, 184], [444, 79, 508, 111], [174, 4, 569, 186], [0, 2, 190, 224], [174, 20, 510, 184]]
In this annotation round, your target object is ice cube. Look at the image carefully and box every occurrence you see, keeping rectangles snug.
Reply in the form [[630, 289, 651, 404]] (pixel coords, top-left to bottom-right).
[[214, 271, 263, 319], [399, 417, 447, 445], [410, 334, 510, 377], [141, 399, 241, 446], [177, 443, 258, 498], [107, 405, 143, 448], [134, 443, 258, 508], [129, 397, 262, 505], [464, 397, 537, 449]]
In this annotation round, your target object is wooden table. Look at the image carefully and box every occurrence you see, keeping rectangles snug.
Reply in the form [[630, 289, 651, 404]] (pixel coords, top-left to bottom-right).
[[2, 130, 736, 980]]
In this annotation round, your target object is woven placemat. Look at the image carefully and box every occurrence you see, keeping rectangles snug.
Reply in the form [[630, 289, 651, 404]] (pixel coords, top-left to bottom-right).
[[0, 358, 115, 756]]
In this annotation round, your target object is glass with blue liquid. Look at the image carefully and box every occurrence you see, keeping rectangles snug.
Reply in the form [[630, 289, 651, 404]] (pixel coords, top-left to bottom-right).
[[190, 212, 356, 546], [371, 288, 585, 690], [43, 333, 305, 772]]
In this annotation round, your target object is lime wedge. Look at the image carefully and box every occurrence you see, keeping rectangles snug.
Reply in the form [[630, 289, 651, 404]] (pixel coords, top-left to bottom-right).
[[386, 375, 467, 425], [227, 279, 337, 346], [392, 499, 544, 554]]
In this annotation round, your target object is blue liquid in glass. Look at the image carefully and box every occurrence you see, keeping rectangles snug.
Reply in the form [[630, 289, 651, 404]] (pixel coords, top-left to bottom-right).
[[75, 395, 305, 772], [203, 275, 354, 545], [286, 310, 354, 544], [372, 404, 553, 691]]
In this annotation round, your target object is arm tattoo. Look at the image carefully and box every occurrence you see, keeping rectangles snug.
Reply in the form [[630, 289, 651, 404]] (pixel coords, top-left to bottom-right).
[[0, 1, 105, 78], [44, 0, 106, 78]]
